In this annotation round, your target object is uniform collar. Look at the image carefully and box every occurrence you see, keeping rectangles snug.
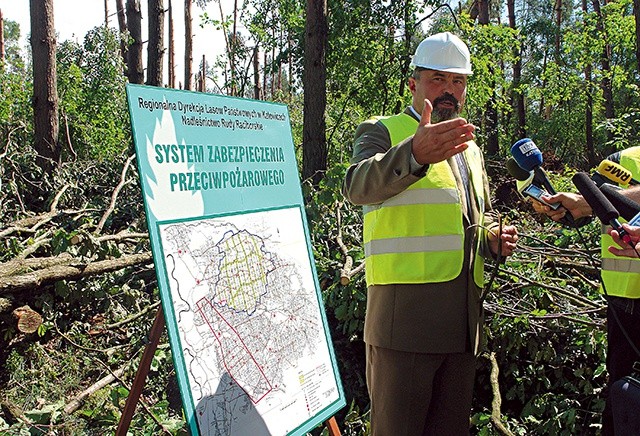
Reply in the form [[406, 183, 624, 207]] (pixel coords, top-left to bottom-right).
[[408, 106, 420, 120]]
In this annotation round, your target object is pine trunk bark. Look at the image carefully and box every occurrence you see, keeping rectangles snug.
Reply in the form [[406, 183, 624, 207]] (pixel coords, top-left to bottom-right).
[[30, 0, 60, 172], [168, 0, 175, 88], [591, 0, 615, 150], [0, 10, 5, 67], [115, 0, 129, 76], [583, 0, 595, 166], [302, 0, 328, 186], [635, 0, 640, 74], [126, 0, 144, 84], [253, 45, 261, 100], [146, 0, 165, 87], [478, 0, 499, 157], [184, 0, 193, 90], [507, 0, 526, 139]]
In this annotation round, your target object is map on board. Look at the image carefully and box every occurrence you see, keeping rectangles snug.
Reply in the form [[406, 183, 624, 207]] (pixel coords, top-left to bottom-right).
[[158, 208, 340, 434], [126, 83, 345, 435]]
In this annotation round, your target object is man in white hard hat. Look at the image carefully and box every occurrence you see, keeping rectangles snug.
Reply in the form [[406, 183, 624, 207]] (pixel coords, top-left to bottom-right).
[[343, 32, 518, 435]]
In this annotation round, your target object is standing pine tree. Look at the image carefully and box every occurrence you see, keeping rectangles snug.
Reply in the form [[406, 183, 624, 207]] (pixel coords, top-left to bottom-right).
[[30, 0, 59, 173]]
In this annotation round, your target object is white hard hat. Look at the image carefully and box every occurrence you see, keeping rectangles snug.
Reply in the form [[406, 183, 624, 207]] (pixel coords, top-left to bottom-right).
[[410, 32, 473, 75]]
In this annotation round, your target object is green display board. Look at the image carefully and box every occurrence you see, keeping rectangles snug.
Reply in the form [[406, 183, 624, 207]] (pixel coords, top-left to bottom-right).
[[126, 84, 345, 435]]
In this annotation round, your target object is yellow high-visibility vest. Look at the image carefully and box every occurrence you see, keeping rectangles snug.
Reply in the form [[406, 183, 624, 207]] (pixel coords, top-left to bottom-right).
[[363, 112, 486, 286], [601, 146, 640, 298]]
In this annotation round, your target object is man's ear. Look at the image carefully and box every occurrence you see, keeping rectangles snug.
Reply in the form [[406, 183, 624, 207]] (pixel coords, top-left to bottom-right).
[[408, 77, 416, 92]]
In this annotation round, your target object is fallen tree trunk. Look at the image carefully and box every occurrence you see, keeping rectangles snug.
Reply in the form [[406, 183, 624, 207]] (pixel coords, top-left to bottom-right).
[[0, 252, 154, 293]]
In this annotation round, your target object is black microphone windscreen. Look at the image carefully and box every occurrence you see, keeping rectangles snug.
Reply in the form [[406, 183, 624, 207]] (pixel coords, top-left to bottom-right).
[[506, 157, 531, 181], [599, 183, 640, 221], [572, 172, 619, 224], [590, 172, 610, 188]]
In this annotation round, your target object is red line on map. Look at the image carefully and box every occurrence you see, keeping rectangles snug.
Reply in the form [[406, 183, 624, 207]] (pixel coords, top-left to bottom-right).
[[195, 297, 273, 404]]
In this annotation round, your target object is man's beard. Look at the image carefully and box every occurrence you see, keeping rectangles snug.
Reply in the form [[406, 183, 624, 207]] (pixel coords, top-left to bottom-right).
[[431, 94, 461, 123]]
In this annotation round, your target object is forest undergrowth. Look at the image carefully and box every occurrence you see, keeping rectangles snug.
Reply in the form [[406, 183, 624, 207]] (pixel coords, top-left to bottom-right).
[[0, 142, 612, 436]]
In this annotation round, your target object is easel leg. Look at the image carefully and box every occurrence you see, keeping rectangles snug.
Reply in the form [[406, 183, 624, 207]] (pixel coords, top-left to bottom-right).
[[326, 416, 341, 436], [116, 307, 165, 436]]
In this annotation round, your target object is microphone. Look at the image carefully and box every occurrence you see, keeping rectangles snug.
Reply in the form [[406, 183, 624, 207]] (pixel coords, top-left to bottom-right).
[[510, 138, 557, 195], [599, 183, 640, 222], [572, 172, 631, 244], [597, 159, 640, 186], [506, 157, 561, 210]]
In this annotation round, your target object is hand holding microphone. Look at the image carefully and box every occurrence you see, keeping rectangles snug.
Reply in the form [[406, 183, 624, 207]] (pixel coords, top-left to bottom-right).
[[506, 157, 561, 210], [505, 157, 561, 210], [535, 191, 591, 223], [596, 182, 640, 257], [509, 139, 580, 226], [608, 223, 640, 258]]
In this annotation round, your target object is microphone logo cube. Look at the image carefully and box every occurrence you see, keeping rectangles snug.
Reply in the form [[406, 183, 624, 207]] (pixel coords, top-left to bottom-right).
[[517, 140, 537, 156], [604, 164, 631, 183]]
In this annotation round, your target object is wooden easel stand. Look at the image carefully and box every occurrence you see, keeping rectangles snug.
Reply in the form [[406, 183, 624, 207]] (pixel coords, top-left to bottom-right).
[[116, 308, 165, 435]]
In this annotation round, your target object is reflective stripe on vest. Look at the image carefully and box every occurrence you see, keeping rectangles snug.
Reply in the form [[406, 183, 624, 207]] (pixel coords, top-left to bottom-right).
[[363, 112, 486, 286], [366, 234, 463, 256], [602, 257, 640, 274], [600, 148, 640, 298], [363, 188, 459, 213]]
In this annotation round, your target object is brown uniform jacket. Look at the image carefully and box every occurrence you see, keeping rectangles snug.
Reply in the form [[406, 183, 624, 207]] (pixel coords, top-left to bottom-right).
[[342, 108, 497, 356]]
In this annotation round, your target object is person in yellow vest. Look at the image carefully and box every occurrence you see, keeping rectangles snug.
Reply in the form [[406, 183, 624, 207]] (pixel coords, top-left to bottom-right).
[[342, 32, 519, 436], [531, 147, 640, 436]]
